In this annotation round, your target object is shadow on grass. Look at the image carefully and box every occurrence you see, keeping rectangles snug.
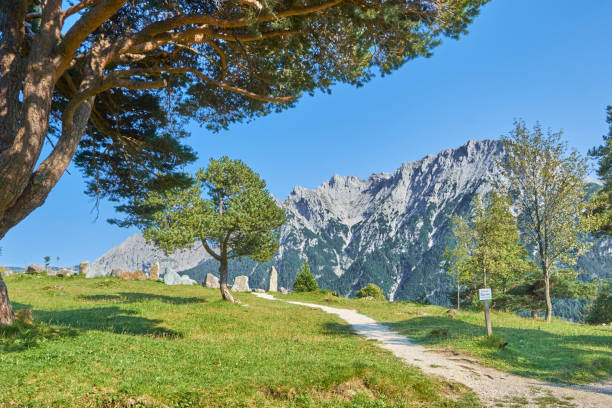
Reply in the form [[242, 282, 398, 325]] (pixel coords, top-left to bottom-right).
[[0, 303, 78, 353], [384, 315, 612, 385], [79, 292, 206, 305], [34, 305, 181, 339]]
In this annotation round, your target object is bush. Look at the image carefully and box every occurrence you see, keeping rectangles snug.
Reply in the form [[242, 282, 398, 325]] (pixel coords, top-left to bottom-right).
[[293, 261, 318, 292], [586, 281, 612, 325], [356, 283, 386, 300]]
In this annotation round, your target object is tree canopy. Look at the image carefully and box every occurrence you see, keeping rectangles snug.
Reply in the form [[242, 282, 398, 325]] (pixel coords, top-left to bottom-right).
[[0, 0, 489, 240], [501, 121, 591, 322], [444, 191, 529, 309], [587, 106, 612, 236], [143, 156, 285, 301]]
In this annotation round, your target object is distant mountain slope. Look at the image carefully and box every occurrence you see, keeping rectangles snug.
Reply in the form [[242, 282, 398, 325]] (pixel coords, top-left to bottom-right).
[[95, 139, 611, 305], [93, 234, 210, 275]]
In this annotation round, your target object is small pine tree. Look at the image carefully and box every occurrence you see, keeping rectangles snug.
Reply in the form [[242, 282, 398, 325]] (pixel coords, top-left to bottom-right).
[[293, 261, 318, 292], [356, 283, 386, 300], [586, 280, 612, 325]]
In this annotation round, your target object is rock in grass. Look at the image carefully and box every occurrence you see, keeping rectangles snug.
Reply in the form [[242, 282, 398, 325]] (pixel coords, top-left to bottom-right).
[[164, 270, 196, 285], [79, 262, 90, 276], [279, 287, 288, 295], [149, 262, 160, 280], [111, 268, 126, 278], [56, 269, 74, 278], [231, 276, 250, 292], [268, 266, 278, 292], [26, 264, 46, 274], [205, 273, 220, 288]]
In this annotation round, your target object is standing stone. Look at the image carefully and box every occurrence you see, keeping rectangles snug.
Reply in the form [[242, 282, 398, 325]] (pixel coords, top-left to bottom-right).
[[149, 262, 160, 280], [268, 266, 278, 292], [231, 276, 250, 292], [164, 270, 182, 285], [79, 262, 90, 276], [205, 273, 220, 288], [26, 264, 46, 274]]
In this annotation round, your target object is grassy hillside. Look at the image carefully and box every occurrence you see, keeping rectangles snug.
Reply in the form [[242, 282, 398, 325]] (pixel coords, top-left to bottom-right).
[[284, 292, 612, 385], [0, 275, 478, 408]]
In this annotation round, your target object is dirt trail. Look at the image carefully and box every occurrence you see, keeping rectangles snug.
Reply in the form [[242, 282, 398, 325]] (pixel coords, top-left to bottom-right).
[[253, 293, 612, 407]]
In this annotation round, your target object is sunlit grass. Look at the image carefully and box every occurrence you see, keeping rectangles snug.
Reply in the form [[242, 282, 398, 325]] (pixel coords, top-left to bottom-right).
[[1, 275, 479, 407], [284, 291, 612, 385]]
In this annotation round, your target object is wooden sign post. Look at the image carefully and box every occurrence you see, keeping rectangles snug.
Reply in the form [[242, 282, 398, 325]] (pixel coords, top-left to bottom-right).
[[479, 288, 493, 336]]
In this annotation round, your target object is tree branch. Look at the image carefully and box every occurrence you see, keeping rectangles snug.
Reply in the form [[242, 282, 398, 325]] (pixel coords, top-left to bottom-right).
[[202, 240, 222, 261]]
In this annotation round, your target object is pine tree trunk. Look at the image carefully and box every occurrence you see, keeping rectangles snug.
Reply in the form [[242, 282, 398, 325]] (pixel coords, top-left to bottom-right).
[[0, 272, 15, 326], [218, 259, 235, 303]]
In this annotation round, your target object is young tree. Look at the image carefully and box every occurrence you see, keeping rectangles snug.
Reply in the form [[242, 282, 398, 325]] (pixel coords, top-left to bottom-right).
[[501, 121, 590, 322], [444, 191, 529, 308], [143, 157, 285, 302], [293, 261, 318, 292], [443, 215, 475, 309]]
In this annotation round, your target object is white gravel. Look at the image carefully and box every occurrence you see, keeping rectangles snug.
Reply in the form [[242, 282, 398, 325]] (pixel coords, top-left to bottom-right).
[[254, 293, 612, 407]]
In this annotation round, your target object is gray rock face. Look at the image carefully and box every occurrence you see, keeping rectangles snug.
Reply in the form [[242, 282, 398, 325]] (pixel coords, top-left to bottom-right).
[[26, 264, 46, 274], [164, 270, 196, 285], [79, 262, 90, 275], [149, 262, 160, 280], [205, 273, 220, 288], [232, 276, 250, 292], [268, 266, 278, 292]]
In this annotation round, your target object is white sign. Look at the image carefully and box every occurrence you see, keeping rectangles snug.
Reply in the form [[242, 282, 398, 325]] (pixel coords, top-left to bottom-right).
[[479, 288, 492, 301]]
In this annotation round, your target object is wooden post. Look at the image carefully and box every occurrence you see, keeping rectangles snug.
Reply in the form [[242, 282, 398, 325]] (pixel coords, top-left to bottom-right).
[[483, 299, 492, 336]]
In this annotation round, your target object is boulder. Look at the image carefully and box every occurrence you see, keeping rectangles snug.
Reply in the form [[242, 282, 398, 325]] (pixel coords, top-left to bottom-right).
[[268, 266, 278, 292], [56, 269, 73, 278], [179, 275, 197, 285], [163, 270, 196, 285], [164, 269, 181, 285], [85, 267, 106, 278], [46, 269, 58, 276], [205, 273, 220, 288], [149, 262, 160, 280], [279, 287, 288, 295], [111, 268, 126, 278], [117, 270, 147, 280], [232, 276, 250, 292], [133, 270, 147, 281], [79, 262, 90, 276], [255, 288, 265, 293], [26, 264, 46, 274]]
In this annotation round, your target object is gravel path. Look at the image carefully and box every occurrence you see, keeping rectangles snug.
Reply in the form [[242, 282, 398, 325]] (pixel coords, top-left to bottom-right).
[[253, 293, 612, 407]]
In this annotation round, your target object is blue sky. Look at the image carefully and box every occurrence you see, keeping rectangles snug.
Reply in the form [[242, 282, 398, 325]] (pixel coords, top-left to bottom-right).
[[2, 0, 612, 267]]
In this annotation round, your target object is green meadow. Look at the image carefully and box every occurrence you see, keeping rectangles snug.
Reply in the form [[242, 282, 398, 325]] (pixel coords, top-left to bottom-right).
[[0, 275, 478, 408], [284, 291, 612, 385]]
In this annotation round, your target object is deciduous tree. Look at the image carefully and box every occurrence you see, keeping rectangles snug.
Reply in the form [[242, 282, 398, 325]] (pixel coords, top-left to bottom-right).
[[501, 121, 591, 322], [444, 191, 529, 309]]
